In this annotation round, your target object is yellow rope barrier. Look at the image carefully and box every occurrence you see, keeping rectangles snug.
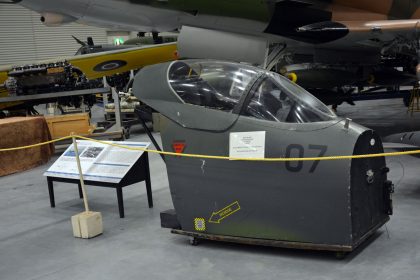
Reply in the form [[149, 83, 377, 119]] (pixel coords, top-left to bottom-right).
[[1, 134, 420, 162], [0, 135, 73, 152]]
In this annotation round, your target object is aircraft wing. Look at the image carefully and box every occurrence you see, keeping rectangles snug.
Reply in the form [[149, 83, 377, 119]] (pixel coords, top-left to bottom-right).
[[67, 42, 177, 79], [265, 0, 420, 54], [0, 70, 19, 110], [0, 42, 178, 110], [297, 19, 420, 46], [0, 42, 177, 80]]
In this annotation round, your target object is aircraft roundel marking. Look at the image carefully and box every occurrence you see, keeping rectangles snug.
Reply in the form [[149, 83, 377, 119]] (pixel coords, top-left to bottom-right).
[[93, 60, 127, 72]]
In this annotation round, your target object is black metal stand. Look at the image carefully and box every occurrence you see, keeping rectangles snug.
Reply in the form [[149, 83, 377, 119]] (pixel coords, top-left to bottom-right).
[[46, 152, 153, 218], [135, 108, 165, 161]]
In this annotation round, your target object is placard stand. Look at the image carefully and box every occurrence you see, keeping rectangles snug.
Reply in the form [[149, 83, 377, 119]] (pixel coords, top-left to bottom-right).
[[46, 152, 152, 218]]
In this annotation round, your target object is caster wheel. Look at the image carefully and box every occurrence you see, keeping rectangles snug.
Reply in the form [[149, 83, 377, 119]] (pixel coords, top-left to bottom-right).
[[123, 128, 131, 139], [335, 251, 347, 260], [403, 96, 411, 107], [189, 237, 199, 246]]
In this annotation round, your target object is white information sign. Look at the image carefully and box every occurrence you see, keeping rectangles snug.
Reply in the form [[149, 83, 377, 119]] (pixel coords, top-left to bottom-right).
[[44, 140, 151, 183], [229, 131, 266, 159]]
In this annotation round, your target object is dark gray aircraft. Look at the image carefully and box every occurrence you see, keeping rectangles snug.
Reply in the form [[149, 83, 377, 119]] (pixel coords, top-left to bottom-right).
[[133, 59, 394, 254]]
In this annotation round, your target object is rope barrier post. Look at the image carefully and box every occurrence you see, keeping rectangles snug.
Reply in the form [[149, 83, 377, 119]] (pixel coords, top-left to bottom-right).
[[72, 134, 89, 212], [70, 134, 103, 239]]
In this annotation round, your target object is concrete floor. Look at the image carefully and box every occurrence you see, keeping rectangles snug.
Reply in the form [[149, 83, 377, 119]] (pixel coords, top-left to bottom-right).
[[1, 99, 420, 279]]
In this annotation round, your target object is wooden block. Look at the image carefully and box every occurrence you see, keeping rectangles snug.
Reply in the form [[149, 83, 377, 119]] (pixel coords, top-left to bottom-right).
[[71, 211, 103, 239], [45, 113, 95, 139]]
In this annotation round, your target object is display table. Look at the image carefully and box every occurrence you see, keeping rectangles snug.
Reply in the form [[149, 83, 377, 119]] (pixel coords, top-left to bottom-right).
[[44, 140, 152, 217], [0, 117, 54, 176], [46, 152, 153, 218]]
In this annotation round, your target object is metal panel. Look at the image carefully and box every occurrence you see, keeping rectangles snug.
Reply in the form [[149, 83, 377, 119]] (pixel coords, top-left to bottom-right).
[[178, 26, 268, 65], [0, 5, 107, 66], [0, 5, 37, 64]]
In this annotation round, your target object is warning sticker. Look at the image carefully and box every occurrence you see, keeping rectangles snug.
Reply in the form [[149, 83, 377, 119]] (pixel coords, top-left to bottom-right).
[[172, 141, 186, 154], [194, 218, 206, 231]]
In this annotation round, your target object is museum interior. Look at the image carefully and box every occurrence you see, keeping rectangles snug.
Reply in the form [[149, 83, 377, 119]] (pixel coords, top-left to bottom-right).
[[0, 1, 419, 279]]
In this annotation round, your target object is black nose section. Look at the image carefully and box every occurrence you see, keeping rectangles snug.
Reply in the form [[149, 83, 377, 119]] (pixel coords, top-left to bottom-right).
[[350, 130, 392, 241]]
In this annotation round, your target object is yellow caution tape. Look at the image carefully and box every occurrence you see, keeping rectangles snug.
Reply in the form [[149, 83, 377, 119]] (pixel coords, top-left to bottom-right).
[[0, 134, 419, 161]]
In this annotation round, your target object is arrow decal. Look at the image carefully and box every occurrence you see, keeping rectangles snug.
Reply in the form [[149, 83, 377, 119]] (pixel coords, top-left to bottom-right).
[[208, 201, 241, 224]]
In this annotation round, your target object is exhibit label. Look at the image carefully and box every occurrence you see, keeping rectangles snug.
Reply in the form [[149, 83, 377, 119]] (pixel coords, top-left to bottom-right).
[[229, 131, 266, 158], [44, 140, 150, 183]]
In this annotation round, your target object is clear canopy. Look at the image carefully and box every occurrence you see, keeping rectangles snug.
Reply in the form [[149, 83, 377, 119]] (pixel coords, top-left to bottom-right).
[[243, 73, 336, 123], [168, 60, 336, 123], [168, 60, 262, 111]]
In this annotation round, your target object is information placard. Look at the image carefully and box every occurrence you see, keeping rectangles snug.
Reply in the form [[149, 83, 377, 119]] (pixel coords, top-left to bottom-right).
[[229, 131, 266, 159], [44, 140, 150, 183]]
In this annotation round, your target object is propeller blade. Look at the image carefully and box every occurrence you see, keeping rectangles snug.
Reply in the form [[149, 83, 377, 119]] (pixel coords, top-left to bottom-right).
[[71, 35, 86, 46]]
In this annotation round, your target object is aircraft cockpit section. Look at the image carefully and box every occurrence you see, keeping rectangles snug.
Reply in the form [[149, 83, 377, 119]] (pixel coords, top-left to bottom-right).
[[133, 59, 393, 253]]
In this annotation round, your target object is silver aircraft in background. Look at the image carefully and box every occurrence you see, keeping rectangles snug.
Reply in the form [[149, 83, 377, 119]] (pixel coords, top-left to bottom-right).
[[11, 0, 420, 92]]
